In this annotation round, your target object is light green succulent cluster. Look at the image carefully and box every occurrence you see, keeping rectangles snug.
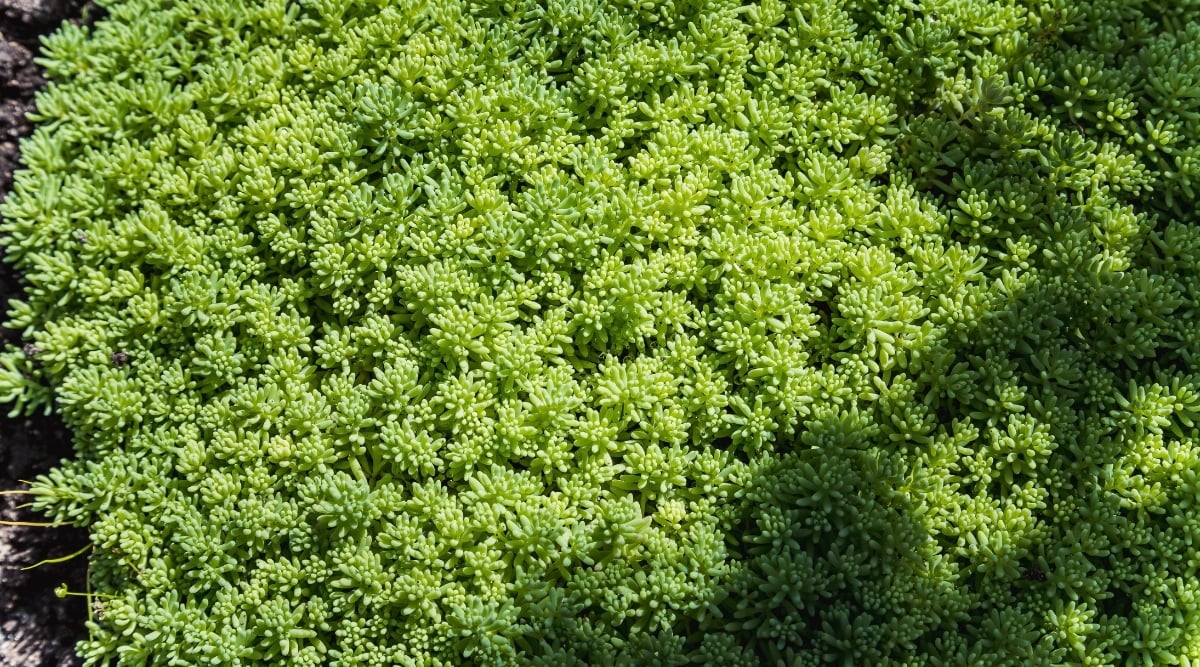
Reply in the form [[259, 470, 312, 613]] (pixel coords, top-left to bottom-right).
[[1, 0, 1199, 664]]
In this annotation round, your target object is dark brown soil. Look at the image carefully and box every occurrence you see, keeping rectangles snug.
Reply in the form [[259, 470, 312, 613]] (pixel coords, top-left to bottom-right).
[[0, 1, 94, 665]]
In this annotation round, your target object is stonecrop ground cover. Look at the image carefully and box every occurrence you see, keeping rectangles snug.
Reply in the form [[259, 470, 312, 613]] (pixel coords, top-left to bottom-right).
[[1, 0, 1199, 664]]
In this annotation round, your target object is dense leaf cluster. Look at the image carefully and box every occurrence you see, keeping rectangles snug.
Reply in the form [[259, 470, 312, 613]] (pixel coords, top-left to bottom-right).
[[2, 0, 1199, 664]]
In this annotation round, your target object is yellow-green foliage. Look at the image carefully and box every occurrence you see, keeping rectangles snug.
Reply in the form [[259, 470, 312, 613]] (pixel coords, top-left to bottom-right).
[[2, 0, 1200, 664]]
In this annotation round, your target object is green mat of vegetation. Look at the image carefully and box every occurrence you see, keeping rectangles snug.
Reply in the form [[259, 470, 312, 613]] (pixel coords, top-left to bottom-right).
[[3, 0, 1200, 664]]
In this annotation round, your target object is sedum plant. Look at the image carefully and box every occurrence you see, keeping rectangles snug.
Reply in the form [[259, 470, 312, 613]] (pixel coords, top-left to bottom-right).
[[1, 0, 1200, 664]]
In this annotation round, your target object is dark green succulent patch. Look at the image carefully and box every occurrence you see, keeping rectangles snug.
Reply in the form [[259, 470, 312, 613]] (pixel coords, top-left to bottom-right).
[[2, 0, 1199, 664]]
